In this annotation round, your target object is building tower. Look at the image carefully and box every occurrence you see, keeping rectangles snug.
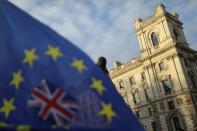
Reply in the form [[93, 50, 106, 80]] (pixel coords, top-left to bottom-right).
[[110, 3, 197, 131]]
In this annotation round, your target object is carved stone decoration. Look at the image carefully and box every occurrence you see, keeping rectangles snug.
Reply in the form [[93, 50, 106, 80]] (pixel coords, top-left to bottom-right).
[[164, 64, 168, 70], [155, 62, 161, 72], [121, 90, 127, 97], [159, 74, 170, 81], [129, 86, 138, 93], [176, 98, 183, 105], [127, 86, 137, 93], [140, 80, 147, 89]]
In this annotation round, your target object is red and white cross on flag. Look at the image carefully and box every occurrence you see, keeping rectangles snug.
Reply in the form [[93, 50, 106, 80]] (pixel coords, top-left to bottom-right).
[[28, 79, 80, 126]]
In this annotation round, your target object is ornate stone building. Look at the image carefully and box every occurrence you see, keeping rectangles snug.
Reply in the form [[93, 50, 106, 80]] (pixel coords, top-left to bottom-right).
[[109, 3, 197, 131]]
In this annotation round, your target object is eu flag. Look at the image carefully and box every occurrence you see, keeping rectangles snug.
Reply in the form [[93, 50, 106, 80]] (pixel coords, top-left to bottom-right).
[[0, 0, 144, 131]]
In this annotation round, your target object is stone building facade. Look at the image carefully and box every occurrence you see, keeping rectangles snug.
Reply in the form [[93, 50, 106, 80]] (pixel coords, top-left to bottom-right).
[[109, 3, 197, 131]]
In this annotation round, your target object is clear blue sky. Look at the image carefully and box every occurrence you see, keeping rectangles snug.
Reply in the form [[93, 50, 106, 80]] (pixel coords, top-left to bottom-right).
[[10, 0, 197, 68]]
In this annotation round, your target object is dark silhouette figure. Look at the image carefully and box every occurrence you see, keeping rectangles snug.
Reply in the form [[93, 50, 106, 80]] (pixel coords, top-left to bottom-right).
[[97, 56, 108, 75]]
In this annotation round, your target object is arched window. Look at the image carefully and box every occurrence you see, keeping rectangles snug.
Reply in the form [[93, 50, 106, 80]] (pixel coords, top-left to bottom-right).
[[151, 32, 159, 46], [173, 116, 182, 130]]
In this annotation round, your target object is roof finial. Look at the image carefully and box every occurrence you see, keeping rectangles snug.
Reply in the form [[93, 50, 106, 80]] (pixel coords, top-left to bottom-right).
[[155, 3, 166, 16]]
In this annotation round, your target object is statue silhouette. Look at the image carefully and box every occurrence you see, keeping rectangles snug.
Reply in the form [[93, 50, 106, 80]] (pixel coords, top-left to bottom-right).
[[96, 56, 108, 75]]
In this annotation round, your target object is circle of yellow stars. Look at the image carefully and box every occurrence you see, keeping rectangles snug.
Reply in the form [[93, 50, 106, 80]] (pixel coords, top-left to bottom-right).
[[0, 44, 117, 129]]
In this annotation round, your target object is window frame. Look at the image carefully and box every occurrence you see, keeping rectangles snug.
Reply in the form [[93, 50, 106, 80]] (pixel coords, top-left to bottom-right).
[[144, 88, 152, 101], [162, 79, 172, 95], [151, 121, 157, 131], [159, 62, 165, 70], [119, 80, 125, 89], [167, 100, 175, 110], [129, 76, 136, 85], [183, 58, 189, 67], [188, 73, 196, 88], [148, 108, 154, 116], [132, 91, 140, 104], [151, 32, 159, 46], [141, 72, 146, 80], [173, 29, 180, 42], [172, 116, 183, 130], [135, 110, 141, 118]]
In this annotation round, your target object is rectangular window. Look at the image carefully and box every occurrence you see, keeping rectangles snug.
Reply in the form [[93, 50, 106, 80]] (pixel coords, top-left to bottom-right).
[[152, 122, 157, 131], [159, 62, 165, 70], [132, 92, 140, 104], [129, 77, 135, 85], [168, 100, 175, 110], [183, 58, 188, 67], [162, 79, 172, 95], [148, 108, 154, 116], [119, 80, 125, 89], [135, 110, 141, 118], [141, 72, 146, 80], [189, 74, 196, 88], [144, 88, 153, 101], [144, 89, 149, 101]]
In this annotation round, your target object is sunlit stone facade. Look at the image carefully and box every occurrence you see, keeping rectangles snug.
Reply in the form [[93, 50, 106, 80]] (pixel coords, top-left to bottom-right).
[[109, 3, 197, 131]]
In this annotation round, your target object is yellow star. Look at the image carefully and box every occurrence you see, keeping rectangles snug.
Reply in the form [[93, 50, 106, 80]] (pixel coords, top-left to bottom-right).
[[10, 70, 24, 90], [71, 59, 87, 72], [90, 78, 106, 95], [0, 121, 8, 127], [17, 125, 31, 131], [45, 45, 63, 61], [23, 48, 38, 67], [98, 102, 116, 123], [0, 121, 12, 128], [0, 98, 16, 118]]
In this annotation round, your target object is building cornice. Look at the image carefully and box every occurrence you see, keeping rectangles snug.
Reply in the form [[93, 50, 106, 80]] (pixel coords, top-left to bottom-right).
[[109, 42, 197, 79], [135, 12, 182, 33], [109, 61, 142, 79], [110, 44, 178, 79], [141, 45, 175, 61]]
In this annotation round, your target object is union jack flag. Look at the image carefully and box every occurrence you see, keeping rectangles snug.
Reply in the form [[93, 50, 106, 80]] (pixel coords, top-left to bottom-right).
[[28, 79, 80, 126]]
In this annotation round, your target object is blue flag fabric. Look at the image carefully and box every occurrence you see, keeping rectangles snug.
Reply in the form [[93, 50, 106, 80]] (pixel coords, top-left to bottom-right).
[[0, 1, 144, 131]]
